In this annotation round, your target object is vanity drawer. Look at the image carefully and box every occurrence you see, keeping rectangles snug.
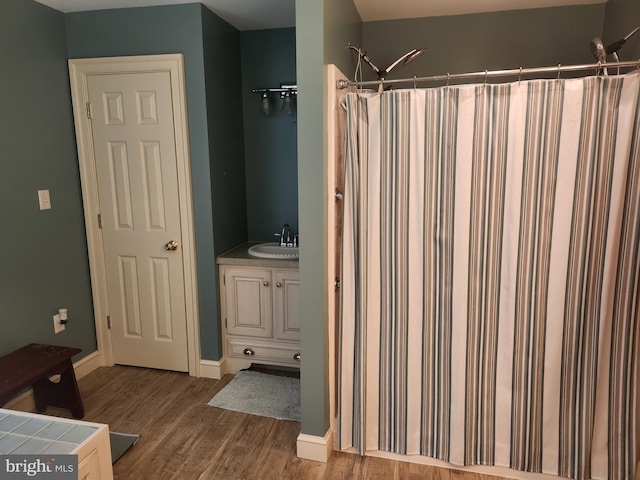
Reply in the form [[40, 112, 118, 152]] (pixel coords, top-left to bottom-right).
[[227, 337, 301, 365]]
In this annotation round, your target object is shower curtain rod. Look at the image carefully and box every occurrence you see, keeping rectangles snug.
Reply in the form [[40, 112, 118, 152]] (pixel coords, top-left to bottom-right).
[[336, 59, 640, 89]]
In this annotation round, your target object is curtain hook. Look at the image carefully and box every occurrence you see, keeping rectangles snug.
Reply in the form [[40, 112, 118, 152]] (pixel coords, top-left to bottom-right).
[[518, 67, 523, 84], [413, 75, 417, 89], [557, 63, 562, 80], [484, 70, 488, 84], [447, 73, 450, 87]]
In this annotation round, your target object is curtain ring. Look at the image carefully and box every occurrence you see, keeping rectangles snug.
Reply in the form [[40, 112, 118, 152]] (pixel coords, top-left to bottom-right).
[[518, 67, 523, 83], [557, 63, 562, 80], [446, 73, 450, 87], [484, 70, 488, 84], [413, 75, 417, 89]]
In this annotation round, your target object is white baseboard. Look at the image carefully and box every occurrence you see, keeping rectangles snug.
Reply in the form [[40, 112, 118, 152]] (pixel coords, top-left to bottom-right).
[[199, 359, 226, 379], [4, 350, 102, 413], [73, 351, 102, 380], [297, 429, 334, 463]]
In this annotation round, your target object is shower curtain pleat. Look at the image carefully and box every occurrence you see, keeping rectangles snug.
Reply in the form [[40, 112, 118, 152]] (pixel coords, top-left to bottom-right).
[[338, 72, 640, 480]]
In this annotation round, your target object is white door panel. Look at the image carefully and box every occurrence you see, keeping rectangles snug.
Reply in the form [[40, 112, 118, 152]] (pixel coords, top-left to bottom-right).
[[87, 71, 188, 372]]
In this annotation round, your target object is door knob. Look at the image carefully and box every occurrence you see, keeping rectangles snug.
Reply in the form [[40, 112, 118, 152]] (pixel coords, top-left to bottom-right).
[[164, 241, 179, 251]]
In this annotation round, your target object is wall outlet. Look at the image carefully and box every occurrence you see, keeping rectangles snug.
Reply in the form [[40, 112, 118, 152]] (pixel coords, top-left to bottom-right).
[[53, 314, 65, 334], [38, 190, 52, 210]]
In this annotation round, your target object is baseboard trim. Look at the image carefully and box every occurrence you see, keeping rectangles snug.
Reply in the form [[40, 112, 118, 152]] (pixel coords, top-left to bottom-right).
[[4, 350, 102, 413], [73, 350, 102, 380], [200, 359, 226, 379], [297, 429, 333, 463]]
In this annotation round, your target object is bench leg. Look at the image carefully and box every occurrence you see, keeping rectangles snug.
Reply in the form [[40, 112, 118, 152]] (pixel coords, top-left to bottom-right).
[[32, 360, 85, 419]]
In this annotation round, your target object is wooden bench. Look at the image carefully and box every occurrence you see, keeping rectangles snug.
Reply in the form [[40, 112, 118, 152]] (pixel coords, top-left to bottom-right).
[[0, 343, 84, 418]]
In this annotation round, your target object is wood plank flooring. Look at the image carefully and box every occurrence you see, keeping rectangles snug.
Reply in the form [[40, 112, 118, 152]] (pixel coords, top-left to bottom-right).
[[44, 365, 512, 480]]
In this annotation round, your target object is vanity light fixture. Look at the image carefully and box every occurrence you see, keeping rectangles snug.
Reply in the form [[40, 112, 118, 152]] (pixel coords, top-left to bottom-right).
[[252, 83, 297, 116], [259, 92, 273, 116]]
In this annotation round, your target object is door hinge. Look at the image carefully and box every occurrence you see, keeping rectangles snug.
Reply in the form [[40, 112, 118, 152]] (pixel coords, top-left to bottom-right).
[[225, 317, 227, 329], [97, 213, 102, 229], [86, 102, 92, 119], [107, 315, 111, 329]]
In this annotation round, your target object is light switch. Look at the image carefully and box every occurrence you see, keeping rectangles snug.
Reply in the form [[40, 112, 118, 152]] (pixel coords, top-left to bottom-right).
[[38, 190, 51, 210]]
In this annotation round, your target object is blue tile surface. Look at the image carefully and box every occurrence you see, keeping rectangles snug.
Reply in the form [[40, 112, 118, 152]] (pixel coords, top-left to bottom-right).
[[34, 422, 74, 440], [11, 437, 52, 454], [13, 418, 51, 436], [0, 415, 28, 433], [0, 434, 28, 453], [0, 412, 98, 454], [58, 426, 97, 444], [40, 442, 76, 455]]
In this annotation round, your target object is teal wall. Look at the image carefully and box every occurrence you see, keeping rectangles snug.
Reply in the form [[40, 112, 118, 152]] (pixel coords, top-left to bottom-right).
[[241, 28, 298, 241], [66, 4, 246, 361], [0, 0, 97, 359], [296, 0, 328, 438], [202, 7, 248, 356], [295, 0, 361, 439], [361, 4, 606, 83]]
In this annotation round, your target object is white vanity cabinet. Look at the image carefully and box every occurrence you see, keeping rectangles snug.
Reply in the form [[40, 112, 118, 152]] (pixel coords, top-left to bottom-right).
[[218, 247, 300, 372]]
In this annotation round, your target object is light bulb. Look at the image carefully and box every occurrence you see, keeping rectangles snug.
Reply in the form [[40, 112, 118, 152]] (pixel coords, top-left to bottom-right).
[[281, 91, 296, 115], [260, 92, 273, 116]]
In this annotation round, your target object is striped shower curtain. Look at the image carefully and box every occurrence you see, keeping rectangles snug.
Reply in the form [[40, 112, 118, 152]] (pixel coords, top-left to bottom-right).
[[338, 72, 640, 480]]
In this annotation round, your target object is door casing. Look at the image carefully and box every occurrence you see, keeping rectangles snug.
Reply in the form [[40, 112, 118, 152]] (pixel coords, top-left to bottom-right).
[[68, 54, 201, 376]]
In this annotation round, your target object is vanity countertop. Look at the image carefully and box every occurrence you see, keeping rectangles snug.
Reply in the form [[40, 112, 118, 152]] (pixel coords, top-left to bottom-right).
[[216, 242, 299, 268]]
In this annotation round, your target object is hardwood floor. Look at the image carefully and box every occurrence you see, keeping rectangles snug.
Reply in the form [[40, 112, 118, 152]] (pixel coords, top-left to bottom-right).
[[45, 366, 511, 480]]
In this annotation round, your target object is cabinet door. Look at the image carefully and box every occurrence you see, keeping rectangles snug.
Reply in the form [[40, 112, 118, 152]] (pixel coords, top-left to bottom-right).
[[273, 270, 300, 341], [223, 267, 273, 338], [78, 448, 101, 480]]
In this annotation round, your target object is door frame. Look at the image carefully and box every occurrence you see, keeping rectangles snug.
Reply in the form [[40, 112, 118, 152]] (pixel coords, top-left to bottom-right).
[[68, 54, 201, 376]]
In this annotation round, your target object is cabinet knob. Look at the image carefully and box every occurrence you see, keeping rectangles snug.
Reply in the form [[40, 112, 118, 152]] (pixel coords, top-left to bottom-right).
[[243, 348, 255, 356], [276, 282, 282, 288], [293, 352, 301, 361], [263, 281, 269, 287]]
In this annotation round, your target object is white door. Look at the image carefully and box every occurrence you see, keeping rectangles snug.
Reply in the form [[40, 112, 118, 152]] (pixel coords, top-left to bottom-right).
[[86, 71, 188, 372]]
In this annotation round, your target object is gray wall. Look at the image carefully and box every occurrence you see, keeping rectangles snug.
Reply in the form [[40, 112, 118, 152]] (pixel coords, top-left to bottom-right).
[[66, 4, 246, 361], [0, 0, 97, 359], [324, 0, 363, 76], [604, 0, 640, 61], [241, 28, 298, 241], [361, 4, 606, 83]]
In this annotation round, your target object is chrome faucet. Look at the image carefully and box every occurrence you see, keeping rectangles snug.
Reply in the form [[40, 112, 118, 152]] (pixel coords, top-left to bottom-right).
[[279, 223, 291, 247], [275, 223, 298, 247]]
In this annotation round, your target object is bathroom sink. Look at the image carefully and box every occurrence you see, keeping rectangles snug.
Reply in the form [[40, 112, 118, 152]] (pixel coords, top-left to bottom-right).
[[247, 242, 299, 259]]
